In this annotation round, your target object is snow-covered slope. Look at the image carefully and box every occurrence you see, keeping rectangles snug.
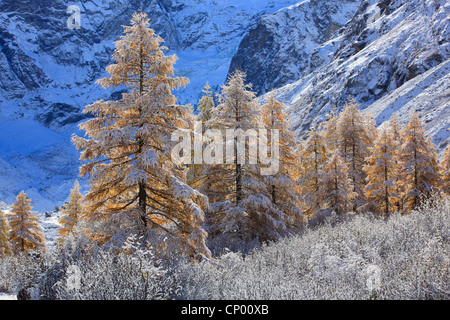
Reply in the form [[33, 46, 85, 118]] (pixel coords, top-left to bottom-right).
[[0, 0, 448, 211], [0, 0, 300, 211], [251, 0, 449, 146], [229, 0, 360, 95], [367, 59, 450, 148]]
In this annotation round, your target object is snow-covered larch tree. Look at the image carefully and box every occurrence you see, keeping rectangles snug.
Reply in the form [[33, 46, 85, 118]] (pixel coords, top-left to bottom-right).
[[387, 112, 406, 211], [196, 82, 215, 129], [261, 93, 304, 228], [72, 12, 210, 258], [0, 209, 11, 256], [187, 82, 216, 190], [321, 105, 340, 153], [319, 150, 356, 216], [8, 191, 46, 254], [441, 145, 450, 196], [337, 99, 374, 212], [298, 122, 328, 217], [399, 111, 441, 212], [202, 70, 291, 249], [58, 180, 83, 240], [363, 128, 400, 216]]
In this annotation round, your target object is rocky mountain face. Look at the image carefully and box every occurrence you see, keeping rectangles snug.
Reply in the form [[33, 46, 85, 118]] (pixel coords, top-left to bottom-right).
[[0, 0, 448, 211], [0, 0, 299, 115], [246, 0, 449, 147], [229, 0, 360, 95], [0, 0, 300, 210]]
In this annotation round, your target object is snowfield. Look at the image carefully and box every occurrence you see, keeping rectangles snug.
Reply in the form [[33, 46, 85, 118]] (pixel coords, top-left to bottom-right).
[[0, 292, 15, 300]]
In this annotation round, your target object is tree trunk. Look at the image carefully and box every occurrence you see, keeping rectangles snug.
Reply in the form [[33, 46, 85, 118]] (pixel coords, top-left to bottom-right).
[[235, 99, 243, 204], [138, 38, 147, 227]]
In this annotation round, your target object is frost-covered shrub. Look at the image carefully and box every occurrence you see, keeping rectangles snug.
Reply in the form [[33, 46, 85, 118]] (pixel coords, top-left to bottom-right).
[[54, 235, 181, 300], [0, 252, 46, 299], [175, 197, 449, 300], [1, 197, 448, 300]]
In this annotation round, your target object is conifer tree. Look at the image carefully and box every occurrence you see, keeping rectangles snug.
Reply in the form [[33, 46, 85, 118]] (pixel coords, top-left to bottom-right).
[[364, 112, 379, 144], [321, 105, 340, 153], [196, 82, 215, 128], [203, 70, 291, 248], [261, 93, 304, 227], [364, 128, 399, 216], [8, 191, 46, 254], [187, 83, 216, 189], [201, 70, 260, 205], [337, 99, 374, 212], [399, 111, 441, 212], [72, 12, 210, 258], [319, 150, 356, 216], [387, 112, 405, 211], [441, 145, 450, 196], [298, 122, 327, 217], [0, 209, 11, 256], [58, 180, 83, 239]]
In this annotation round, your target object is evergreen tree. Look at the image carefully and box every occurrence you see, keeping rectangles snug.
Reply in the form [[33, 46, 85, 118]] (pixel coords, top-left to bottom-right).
[[72, 12, 210, 258], [364, 128, 400, 216], [261, 93, 304, 228], [58, 180, 83, 239], [441, 145, 450, 196], [399, 111, 441, 212], [298, 122, 327, 217], [9, 191, 46, 254], [0, 209, 11, 256], [203, 70, 291, 248], [337, 99, 374, 212]]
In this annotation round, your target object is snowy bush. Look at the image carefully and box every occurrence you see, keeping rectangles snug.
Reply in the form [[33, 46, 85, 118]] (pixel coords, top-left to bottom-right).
[[1, 197, 447, 300], [54, 235, 181, 300], [175, 197, 449, 299], [0, 252, 46, 299]]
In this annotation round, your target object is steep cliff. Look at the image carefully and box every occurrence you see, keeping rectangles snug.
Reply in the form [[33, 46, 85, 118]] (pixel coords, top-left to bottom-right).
[[229, 0, 360, 95], [258, 0, 449, 147]]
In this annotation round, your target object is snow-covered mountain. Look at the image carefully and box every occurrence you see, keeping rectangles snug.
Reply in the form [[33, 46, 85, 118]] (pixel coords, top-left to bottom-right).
[[0, 0, 448, 212], [0, 0, 305, 211], [229, 0, 361, 95], [252, 0, 449, 147]]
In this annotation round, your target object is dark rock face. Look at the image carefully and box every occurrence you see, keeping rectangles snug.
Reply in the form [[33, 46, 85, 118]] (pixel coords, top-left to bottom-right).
[[0, 0, 179, 105], [228, 0, 360, 95], [34, 103, 90, 129], [229, 23, 276, 91], [265, 0, 449, 148]]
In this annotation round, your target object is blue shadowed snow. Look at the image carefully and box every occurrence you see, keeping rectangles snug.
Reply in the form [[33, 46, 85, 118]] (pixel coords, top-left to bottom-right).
[[0, 118, 63, 155], [0, 117, 81, 212]]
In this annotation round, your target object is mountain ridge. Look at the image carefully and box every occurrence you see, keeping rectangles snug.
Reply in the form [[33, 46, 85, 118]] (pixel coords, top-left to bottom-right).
[[249, 0, 449, 147], [0, 0, 448, 212], [0, 0, 301, 211]]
